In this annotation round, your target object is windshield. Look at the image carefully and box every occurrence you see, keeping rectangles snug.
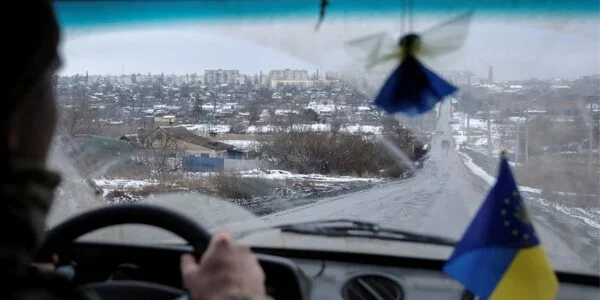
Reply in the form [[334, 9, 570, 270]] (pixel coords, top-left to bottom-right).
[[48, 0, 599, 276]]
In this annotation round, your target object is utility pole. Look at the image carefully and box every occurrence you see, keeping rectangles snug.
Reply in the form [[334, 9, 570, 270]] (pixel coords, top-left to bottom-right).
[[139, 87, 145, 129], [515, 119, 520, 165], [486, 94, 493, 158], [465, 72, 473, 146], [211, 84, 219, 134], [589, 101, 594, 175], [524, 107, 529, 162], [467, 109, 471, 145]]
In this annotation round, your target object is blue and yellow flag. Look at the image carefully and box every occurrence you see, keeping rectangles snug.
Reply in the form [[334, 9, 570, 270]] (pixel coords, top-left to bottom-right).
[[443, 154, 558, 299]]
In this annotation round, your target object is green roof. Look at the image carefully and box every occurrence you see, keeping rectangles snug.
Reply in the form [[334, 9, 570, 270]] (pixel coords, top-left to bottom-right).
[[74, 134, 134, 153]]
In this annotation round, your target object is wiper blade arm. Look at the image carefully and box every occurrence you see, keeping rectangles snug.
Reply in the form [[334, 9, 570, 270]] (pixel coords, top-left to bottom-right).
[[276, 219, 456, 246], [278, 219, 381, 232]]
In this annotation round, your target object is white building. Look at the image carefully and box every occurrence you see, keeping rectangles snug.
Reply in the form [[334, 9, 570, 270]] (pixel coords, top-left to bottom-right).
[[204, 69, 240, 86], [269, 69, 309, 81]]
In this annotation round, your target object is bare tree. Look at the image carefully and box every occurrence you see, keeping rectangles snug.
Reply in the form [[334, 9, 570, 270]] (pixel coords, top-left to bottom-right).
[[330, 109, 348, 133], [136, 130, 183, 177], [226, 117, 248, 134], [57, 85, 104, 136]]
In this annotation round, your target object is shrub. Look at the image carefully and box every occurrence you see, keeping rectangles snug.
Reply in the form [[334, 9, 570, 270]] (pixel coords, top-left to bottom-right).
[[259, 130, 427, 178]]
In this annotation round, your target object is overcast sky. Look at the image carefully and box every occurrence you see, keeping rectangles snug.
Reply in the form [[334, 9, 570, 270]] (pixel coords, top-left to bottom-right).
[[59, 15, 599, 81]]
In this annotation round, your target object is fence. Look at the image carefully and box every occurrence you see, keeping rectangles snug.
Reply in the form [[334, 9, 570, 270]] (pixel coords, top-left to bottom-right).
[[183, 156, 225, 172], [182, 156, 271, 172], [224, 159, 272, 171]]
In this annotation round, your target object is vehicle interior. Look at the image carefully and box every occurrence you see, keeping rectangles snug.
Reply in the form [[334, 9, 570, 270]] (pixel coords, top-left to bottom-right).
[[37, 203, 599, 300], [39, 0, 599, 299]]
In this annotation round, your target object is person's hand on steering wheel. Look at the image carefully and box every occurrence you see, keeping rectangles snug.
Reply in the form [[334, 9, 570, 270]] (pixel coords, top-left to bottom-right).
[[181, 229, 269, 300]]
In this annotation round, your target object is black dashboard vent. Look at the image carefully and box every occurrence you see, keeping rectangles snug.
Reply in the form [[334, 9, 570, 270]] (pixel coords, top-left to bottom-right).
[[342, 274, 403, 300]]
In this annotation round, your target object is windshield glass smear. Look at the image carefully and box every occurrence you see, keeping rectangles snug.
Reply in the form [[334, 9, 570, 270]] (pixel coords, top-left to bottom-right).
[[48, 4, 600, 276]]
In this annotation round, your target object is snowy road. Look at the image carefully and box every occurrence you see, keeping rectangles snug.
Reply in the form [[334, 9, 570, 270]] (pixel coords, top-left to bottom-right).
[[263, 102, 598, 275]]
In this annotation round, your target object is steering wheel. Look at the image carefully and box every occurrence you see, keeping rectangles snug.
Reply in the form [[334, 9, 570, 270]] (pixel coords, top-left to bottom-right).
[[35, 204, 213, 300]]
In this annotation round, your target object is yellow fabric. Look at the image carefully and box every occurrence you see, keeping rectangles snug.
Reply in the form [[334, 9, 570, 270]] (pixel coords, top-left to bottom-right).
[[491, 246, 558, 300]]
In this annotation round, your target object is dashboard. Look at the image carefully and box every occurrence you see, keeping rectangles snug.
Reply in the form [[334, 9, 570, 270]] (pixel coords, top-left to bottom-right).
[[287, 257, 599, 300], [59, 242, 599, 300]]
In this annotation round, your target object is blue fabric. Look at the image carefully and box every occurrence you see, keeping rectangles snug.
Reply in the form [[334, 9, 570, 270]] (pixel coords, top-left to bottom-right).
[[373, 56, 457, 116], [443, 157, 542, 298], [444, 247, 518, 299], [448, 157, 539, 257]]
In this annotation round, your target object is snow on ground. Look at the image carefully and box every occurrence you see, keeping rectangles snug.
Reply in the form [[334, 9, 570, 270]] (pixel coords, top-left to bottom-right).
[[451, 112, 600, 230], [239, 169, 382, 183], [451, 132, 467, 151], [246, 124, 331, 133], [535, 198, 600, 229], [466, 118, 488, 130], [458, 152, 542, 195], [172, 123, 383, 135], [220, 140, 261, 149], [245, 124, 383, 134], [473, 137, 487, 146], [342, 125, 383, 134], [93, 169, 380, 193], [94, 178, 156, 189], [179, 124, 232, 134], [457, 152, 494, 185], [93, 178, 157, 197], [450, 111, 507, 155]]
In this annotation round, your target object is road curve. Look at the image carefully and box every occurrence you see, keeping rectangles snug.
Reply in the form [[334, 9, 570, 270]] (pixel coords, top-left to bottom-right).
[[264, 101, 596, 275]]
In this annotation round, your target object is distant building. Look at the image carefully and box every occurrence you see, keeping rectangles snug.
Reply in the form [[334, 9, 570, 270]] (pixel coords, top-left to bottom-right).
[[316, 69, 326, 81], [73, 134, 134, 156], [270, 79, 314, 89], [439, 70, 474, 86], [268, 69, 309, 81], [138, 126, 237, 158], [260, 71, 268, 85], [325, 71, 340, 80], [154, 114, 176, 125], [204, 69, 240, 86]]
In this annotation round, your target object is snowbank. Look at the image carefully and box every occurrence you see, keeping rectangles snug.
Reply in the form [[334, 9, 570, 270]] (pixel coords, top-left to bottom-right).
[[239, 169, 382, 182], [451, 113, 599, 230], [220, 140, 260, 149], [94, 178, 156, 189], [179, 124, 231, 134]]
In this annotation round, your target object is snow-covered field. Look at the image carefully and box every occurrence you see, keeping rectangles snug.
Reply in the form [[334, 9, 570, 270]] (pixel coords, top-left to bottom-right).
[[239, 169, 382, 183], [172, 123, 384, 135], [245, 124, 383, 134], [179, 124, 232, 134], [456, 151, 541, 194], [92, 169, 383, 205], [94, 170, 381, 189], [220, 140, 261, 149], [94, 178, 157, 189], [450, 112, 600, 230]]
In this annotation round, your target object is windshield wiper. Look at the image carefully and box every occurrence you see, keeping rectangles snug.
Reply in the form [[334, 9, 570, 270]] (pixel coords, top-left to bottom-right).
[[238, 219, 456, 247]]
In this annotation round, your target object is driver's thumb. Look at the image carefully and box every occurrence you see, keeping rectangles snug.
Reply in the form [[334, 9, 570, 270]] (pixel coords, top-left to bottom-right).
[[180, 254, 199, 276]]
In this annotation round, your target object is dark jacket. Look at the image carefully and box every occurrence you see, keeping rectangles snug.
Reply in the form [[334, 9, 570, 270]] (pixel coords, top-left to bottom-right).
[[0, 162, 99, 300]]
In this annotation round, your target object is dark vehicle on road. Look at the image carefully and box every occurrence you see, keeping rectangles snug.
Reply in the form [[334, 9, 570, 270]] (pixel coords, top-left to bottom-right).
[[441, 139, 451, 156]]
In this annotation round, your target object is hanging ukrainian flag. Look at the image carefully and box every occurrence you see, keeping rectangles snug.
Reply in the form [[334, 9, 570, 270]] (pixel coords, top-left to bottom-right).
[[443, 151, 558, 300]]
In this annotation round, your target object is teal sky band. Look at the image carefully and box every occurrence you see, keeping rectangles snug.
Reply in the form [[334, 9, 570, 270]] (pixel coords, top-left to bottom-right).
[[54, 0, 599, 29]]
